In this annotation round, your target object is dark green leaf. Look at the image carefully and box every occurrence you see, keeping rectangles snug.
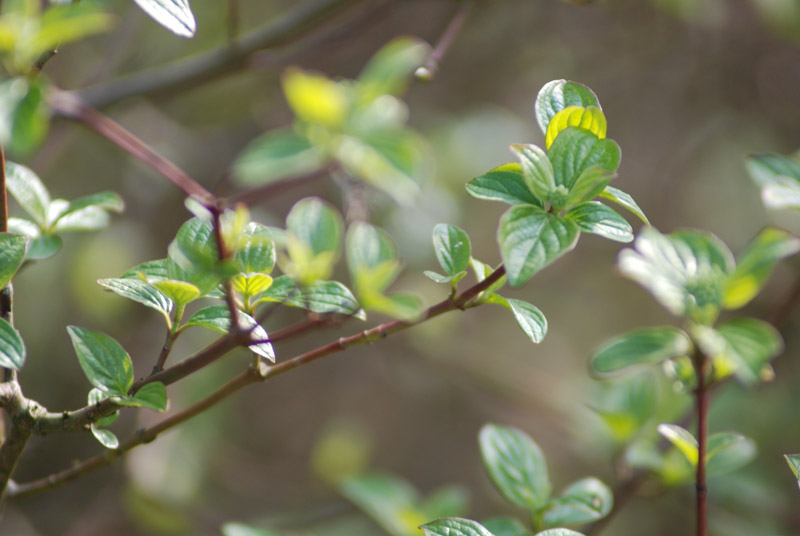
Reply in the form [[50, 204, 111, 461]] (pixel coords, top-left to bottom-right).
[[498, 205, 579, 286], [294, 280, 366, 320], [0, 317, 25, 370], [565, 166, 615, 208], [482, 517, 533, 536], [183, 306, 274, 361], [599, 186, 649, 225], [115, 382, 167, 412], [421, 518, 495, 536], [132, 0, 196, 37], [97, 278, 173, 320], [433, 224, 471, 277], [592, 326, 692, 374], [488, 296, 547, 343], [547, 128, 621, 189], [67, 326, 134, 396], [0, 78, 49, 156], [565, 201, 633, 243], [286, 197, 344, 257], [535, 79, 601, 135], [234, 128, 324, 185], [724, 227, 800, 309], [511, 144, 555, 202], [358, 36, 431, 100], [479, 424, 551, 510], [465, 163, 543, 207], [0, 233, 28, 288], [542, 478, 613, 527], [4, 161, 50, 227]]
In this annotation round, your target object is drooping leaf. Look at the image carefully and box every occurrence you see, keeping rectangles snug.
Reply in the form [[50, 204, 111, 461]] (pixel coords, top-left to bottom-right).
[[723, 227, 800, 309], [0, 233, 28, 288], [234, 128, 324, 185], [487, 295, 547, 343], [67, 326, 134, 396], [545, 106, 607, 150], [511, 144, 555, 202], [565, 201, 633, 243], [132, 0, 196, 38], [658, 424, 698, 466], [4, 161, 50, 227], [97, 278, 173, 321], [466, 163, 543, 207], [542, 478, 613, 527], [618, 227, 735, 324], [592, 326, 692, 374], [547, 128, 621, 189], [599, 186, 649, 225], [432, 223, 471, 277], [535, 80, 601, 135], [498, 205, 579, 286], [421, 518, 496, 536], [479, 424, 551, 510], [358, 36, 431, 101], [0, 317, 25, 370]]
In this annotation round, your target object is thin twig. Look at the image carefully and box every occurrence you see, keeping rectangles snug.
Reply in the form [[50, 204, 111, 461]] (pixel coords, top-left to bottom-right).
[[219, 165, 332, 209], [415, 0, 473, 82], [692, 350, 709, 536], [76, 0, 365, 108]]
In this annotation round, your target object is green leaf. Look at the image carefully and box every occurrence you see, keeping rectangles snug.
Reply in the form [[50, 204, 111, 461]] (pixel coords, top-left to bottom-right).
[[122, 259, 169, 280], [35, 5, 114, 56], [709, 318, 782, 385], [67, 326, 134, 396], [8, 218, 61, 260], [547, 128, 621, 189], [785, 454, 800, 488], [233, 223, 277, 274], [433, 223, 471, 277], [466, 163, 543, 207], [4, 161, 50, 227], [0, 78, 49, 156], [565, 167, 615, 208], [421, 518, 495, 536], [545, 106, 607, 150], [424, 270, 463, 284], [293, 280, 366, 320], [361, 290, 422, 319], [283, 67, 349, 128], [233, 128, 324, 185], [534, 530, 586, 536], [0, 317, 25, 370], [0, 232, 28, 288], [58, 191, 124, 220], [256, 275, 298, 303], [167, 251, 221, 297], [340, 473, 423, 536], [221, 522, 281, 536], [705, 433, 756, 477], [346, 221, 398, 278], [132, 0, 196, 38], [286, 197, 344, 257], [151, 279, 201, 307], [658, 424, 698, 466], [535, 80, 601, 135], [723, 227, 800, 309], [618, 227, 735, 324], [90, 426, 119, 449], [746, 153, 800, 211], [542, 478, 613, 527], [599, 186, 649, 225], [87, 388, 119, 427], [479, 424, 551, 510], [168, 217, 219, 273], [498, 205, 579, 286], [183, 306, 275, 361], [97, 278, 173, 321], [565, 201, 633, 243], [115, 382, 168, 412], [482, 517, 533, 536], [511, 144, 555, 202], [592, 326, 692, 374], [51, 206, 111, 233], [488, 296, 547, 343], [358, 36, 431, 101]]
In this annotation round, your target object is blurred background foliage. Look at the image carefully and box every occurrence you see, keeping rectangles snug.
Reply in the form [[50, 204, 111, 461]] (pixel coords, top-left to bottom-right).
[[3, 0, 800, 534]]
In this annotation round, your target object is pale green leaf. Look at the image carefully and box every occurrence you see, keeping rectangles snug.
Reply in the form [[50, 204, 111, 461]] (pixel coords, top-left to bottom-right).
[[340, 473, 423, 536], [433, 223, 471, 277], [746, 153, 800, 211], [706, 433, 756, 477], [714, 318, 783, 385], [511, 144, 555, 202], [545, 106, 607, 150], [565, 201, 633, 243], [658, 423, 698, 466], [785, 454, 800, 488], [234, 128, 324, 185], [90, 426, 119, 449], [565, 167, 615, 208], [132, 0, 196, 37], [482, 517, 533, 536], [421, 518, 495, 536], [222, 523, 281, 536], [465, 163, 543, 207], [0, 79, 49, 157], [358, 36, 431, 101], [4, 160, 50, 227], [286, 197, 343, 257], [489, 296, 547, 343], [97, 278, 173, 320], [592, 326, 692, 374], [0, 233, 28, 287], [599, 186, 649, 225], [151, 279, 200, 307], [542, 477, 613, 527]]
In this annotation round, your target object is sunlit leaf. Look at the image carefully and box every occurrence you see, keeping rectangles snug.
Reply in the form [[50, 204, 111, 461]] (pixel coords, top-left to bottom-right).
[[286, 197, 344, 258], [90, 426, 119, 449], [421, 518, 495, 536], [433, 223, 471, 277], [97, 278, 173, 321], [482, 517, 533, 536], [599, 186, 649, 225], [547, 128, 620, 189], [658, 423, 698, 466], [746, 153, 800, 211], [183, 305, 274, 361], [486, 295, 547, 343], [234, 128, 324, 185], [592, 326, 692, 374], [114, 381, 168, 412], [511, 144, 555, 202], [67, 326, 134, 396], [542, 477, 613, 527], [0, 78, 48, 156], [132, 0, 196, 38], [535, 79, 601, 135], [565, 201, 633, 243], [0, 233, 28, 287], [545, 106, 607, 150], [0, 317, 25, 370], [466, 163, 543, 207], [4, 160, 50, 227], [283, 67, 349, 127]]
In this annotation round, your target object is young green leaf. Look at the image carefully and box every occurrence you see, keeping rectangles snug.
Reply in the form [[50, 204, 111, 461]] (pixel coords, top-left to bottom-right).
[[542, 477, 613, 527], [233, 223, 277, 274], [564, 167, 615, 209], [433, 224, 471, 277], [283, 68, 349, 128], [57, 191, 124, 220], [169, 217, 219, 272], [347, 221, 398, 277], [723, 227, 800, 309], [0, 78, 49, 156], [115, 381, 168, 412], [424, 270, 466, 285], [67, 326, 134, 396], [482, 517, 534, 536], [511, 144, 556, 202], [0, 233, 28, 288], [232, 273, 273, 299], [97, 278, 173, 323], [592, 326, 692, 374], [565, 202, 633, 243], [705, 433, 756, 477], [535, 80, 601, 135], [132, 0, 196, 38], [658, 424, 698, 466], [713, 317, 783, 385], [479, 424, 551, 510], [0, 317, 25, 370], [233, 128, 324, 185], [785, 454, 800, 489], [340, 472, 424, 536], [183, 306, 274, 361], [4, 161, 50, 227], [466, 163, 544, 207], [87, 388, 119, 428], [498, 205, 579, 286], [286, 197, 344, 258], [746, 153, 800, 211], [151, 279, 201, 307], [122, 259, 170, 280], [421, 518, 496, 536], [90, 426, 119, 449], [166, 253, 221, 297], [294, 280, 366, 320], [358, 36, 431, 101], [487, 296, 547, 343], [598, 186, 649, 225], [547, 128, 621, 189], [545, 106, 607, 150]]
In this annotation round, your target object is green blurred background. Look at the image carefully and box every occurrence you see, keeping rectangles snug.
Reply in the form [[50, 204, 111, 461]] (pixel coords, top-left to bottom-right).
[[5, 0, 800, 534]]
